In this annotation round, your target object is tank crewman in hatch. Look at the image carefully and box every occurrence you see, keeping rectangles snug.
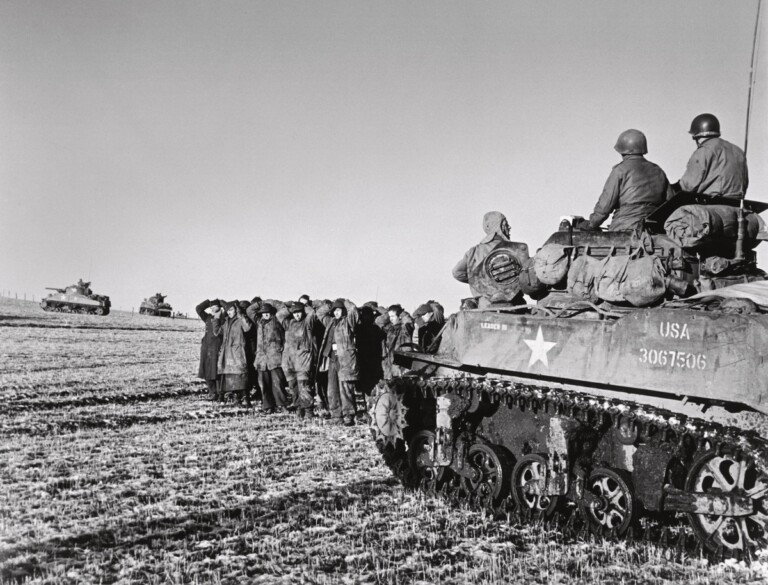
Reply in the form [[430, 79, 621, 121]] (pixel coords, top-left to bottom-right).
[[576, 129, 673, 232], [452, 211, 511, 296], [675, 113, 748, 199], [278, 301, 319, 419]]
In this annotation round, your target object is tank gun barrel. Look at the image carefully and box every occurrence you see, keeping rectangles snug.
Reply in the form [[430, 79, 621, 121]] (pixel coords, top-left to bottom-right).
[[45, 287, 66, 293]]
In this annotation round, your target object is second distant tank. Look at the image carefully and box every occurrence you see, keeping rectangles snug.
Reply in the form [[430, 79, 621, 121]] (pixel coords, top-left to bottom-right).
[[40, 279, 111, 315], [139, 293, 173, 317]]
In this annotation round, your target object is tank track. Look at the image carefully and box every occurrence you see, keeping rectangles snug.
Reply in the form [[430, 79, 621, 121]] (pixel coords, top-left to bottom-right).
[[372, 375, 768, 562]]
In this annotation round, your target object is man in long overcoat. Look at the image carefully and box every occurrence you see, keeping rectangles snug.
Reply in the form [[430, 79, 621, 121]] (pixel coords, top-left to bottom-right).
[[196, 298, 223, 400], [319, 299, 360, 425], [246, 301, 288, 413], [278, 302, 319, 418], [379, 304, 414, 380], [355, 305, 385, 399], [214, 301, 254, 406]]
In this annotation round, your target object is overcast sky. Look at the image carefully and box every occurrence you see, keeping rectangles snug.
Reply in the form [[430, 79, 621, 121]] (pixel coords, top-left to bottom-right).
[[1, 1, 766, 314]]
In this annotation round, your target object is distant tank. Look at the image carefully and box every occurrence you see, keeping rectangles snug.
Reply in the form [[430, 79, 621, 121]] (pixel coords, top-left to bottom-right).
[[369, 194, 768, 560], [40, 279, 111, 315], [139, 293, 173, 317]]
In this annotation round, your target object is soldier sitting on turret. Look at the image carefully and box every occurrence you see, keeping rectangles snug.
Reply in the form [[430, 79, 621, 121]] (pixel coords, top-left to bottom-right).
[[674, 113, 748, 199], [575, 129, 673, 232], [453, 211, 527, 305]]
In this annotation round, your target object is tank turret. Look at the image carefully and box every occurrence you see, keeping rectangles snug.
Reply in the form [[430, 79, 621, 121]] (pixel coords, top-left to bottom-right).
[[139, 292, 173, 317], [368, 193, 768, 560], [40, 280, 110, 315]]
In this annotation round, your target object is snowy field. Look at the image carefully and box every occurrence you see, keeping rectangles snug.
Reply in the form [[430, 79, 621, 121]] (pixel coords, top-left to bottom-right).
[[1, 297, 766, 584]]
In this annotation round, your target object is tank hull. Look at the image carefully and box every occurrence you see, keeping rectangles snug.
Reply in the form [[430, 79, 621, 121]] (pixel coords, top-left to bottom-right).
[[446, 307, 768, 416], [40, 292, 110, 315], [370, 302, 768, 560]]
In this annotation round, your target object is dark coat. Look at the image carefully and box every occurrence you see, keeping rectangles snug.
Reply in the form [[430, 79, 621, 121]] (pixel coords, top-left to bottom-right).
[[278, 306, 318, 376], [356, 320, 385, 387], [214, 313, 253, 375], [381, 312, 414, 379], [196, 299, 222, 380], [319, 301, 360, 382], [247, 304, 286, 371], [417, 320, 443, 352]]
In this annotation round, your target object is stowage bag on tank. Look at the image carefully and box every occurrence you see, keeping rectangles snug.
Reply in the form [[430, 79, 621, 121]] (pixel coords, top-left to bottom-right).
[[595, 254, 631, 302], [663, 204, 765, 249], [533, 244, 570, 285], [567, 254, 601, 301], [620, 255, 667, 306], [519, 257, 549, 298]]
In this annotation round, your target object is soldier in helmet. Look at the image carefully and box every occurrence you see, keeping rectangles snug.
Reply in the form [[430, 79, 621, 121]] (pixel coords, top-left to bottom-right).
[[578, 129, 673, 232], [676, 113, 748, 198]]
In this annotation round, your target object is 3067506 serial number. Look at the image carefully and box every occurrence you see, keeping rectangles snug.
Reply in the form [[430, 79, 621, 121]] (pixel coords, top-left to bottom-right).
[[638, 348, 706, 370]]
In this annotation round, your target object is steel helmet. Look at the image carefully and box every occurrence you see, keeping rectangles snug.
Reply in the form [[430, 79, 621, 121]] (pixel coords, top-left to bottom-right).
[[614, 129, 648, 155], [689, 113, 720, 138]]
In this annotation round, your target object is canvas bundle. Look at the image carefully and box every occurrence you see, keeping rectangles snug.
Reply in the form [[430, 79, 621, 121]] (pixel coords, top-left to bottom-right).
[[664, 204, 765, 249], [519, 257, 548, 297], [567, 254, 601, 301], [595, 253, 631, 303], [620, 255, 667, 306], [533, 244, 570, 285]]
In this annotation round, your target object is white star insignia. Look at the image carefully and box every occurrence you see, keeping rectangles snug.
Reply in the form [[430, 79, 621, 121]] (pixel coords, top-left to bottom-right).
[[523, 326, 557, 368]]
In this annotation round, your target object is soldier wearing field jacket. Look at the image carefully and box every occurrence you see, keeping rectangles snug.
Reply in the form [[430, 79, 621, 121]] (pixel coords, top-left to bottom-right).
[[379, 304, 414, 380], [582, 129, 673, 232], [196, 298, 224, 400], [214, 301, 254, 406], [246, 301, 288, 413], [677, 113, 749, 199], [278, 302, 319, 418], [319, 299, 360, 426]]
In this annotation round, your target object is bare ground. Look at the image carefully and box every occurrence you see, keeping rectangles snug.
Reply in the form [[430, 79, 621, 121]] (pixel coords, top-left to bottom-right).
[[1, 297, 766, 584]]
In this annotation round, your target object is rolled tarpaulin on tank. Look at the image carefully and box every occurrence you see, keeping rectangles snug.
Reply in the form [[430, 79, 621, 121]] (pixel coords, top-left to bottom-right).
[[663, 204, 766, 249], [533, 244, 570, 285], [682, 280, 768, 307]]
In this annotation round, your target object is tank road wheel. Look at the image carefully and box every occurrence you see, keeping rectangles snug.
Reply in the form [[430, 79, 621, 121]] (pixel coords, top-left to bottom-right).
[[408, 430, 445, 491], [512, 454, 560, 517], [369, 383, 408, 448], [461, 443, 510, 505], [94, 306, 104, 315], [685, 450, 768, 555], [580, 467, 635, 536]]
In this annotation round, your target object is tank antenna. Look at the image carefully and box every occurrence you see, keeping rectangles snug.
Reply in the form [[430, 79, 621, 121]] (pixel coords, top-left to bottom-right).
[[745, 0, 763, 156]]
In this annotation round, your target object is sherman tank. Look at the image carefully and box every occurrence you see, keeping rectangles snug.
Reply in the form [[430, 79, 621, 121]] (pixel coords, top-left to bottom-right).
[[139, 293, 173, 317], [40, 279, 111, 315], [369, 194, 768, 560]]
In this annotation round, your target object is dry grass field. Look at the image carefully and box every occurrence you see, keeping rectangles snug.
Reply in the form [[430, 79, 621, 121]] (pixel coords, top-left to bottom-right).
[[1, 296, 767, 584]]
